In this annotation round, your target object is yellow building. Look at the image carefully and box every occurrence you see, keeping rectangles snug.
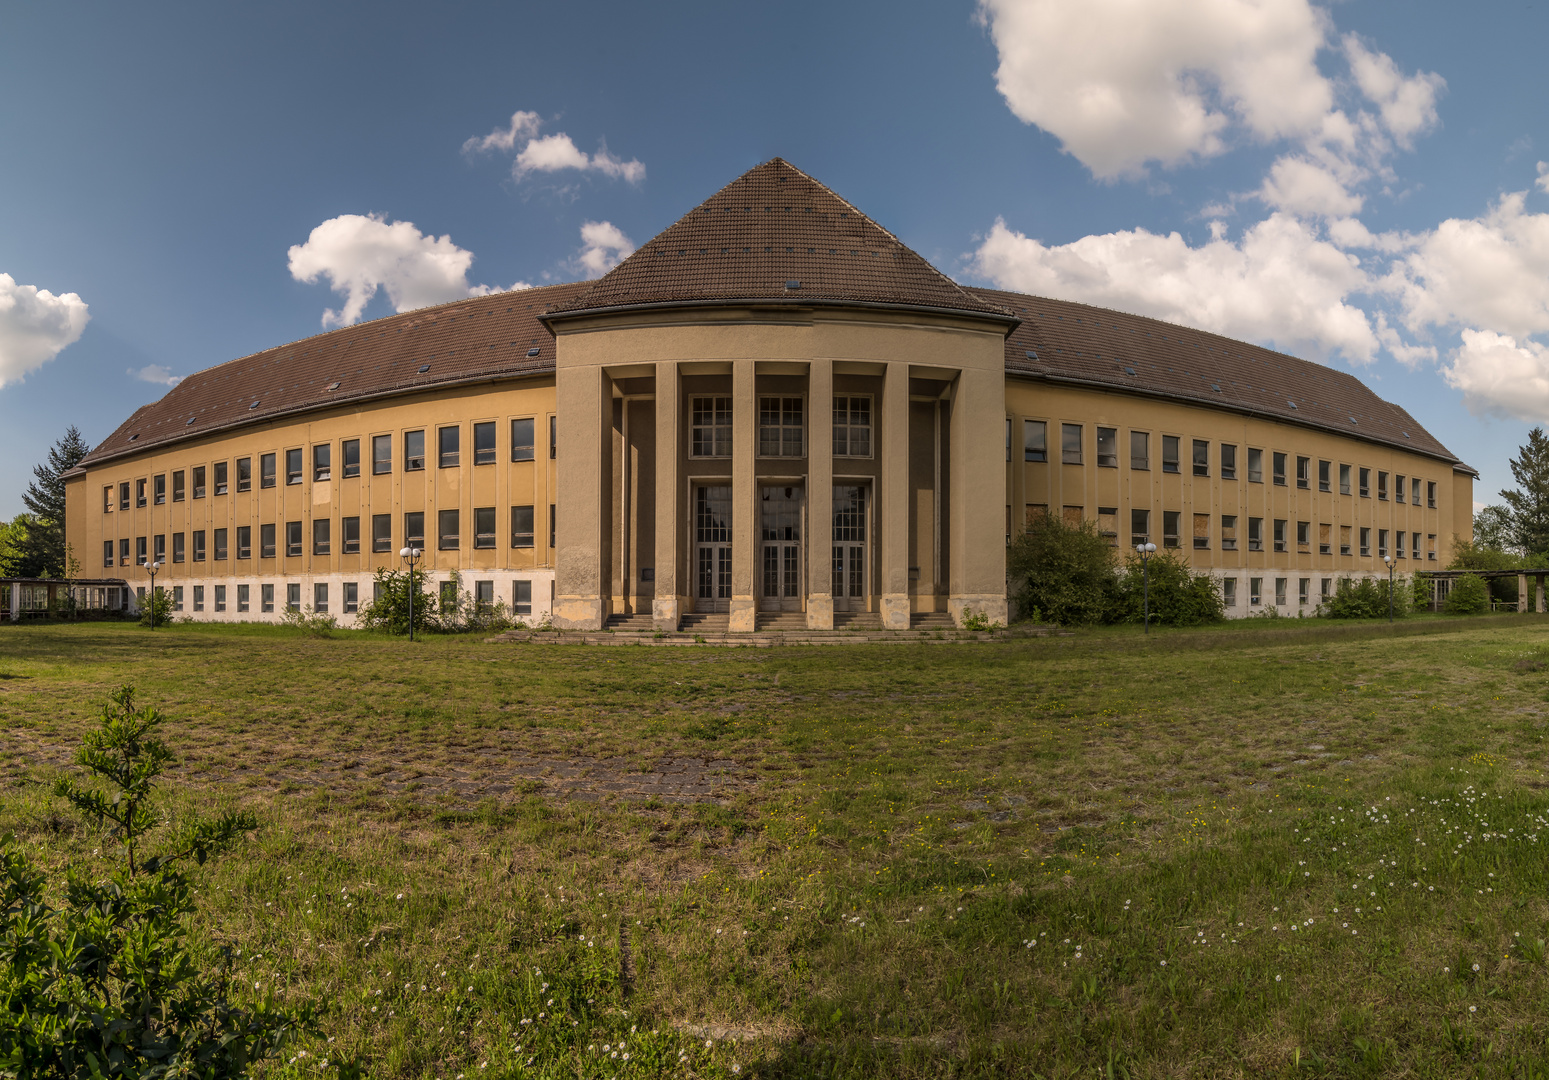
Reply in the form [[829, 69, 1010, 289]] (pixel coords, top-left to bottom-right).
[[65, 159, 1474, 628]]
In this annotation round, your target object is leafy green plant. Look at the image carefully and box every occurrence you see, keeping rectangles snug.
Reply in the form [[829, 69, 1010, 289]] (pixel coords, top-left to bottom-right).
[[961, 608, 1003, 632], [137, 586, 171, 628], [1113, 549, 1224, 627], [280, 603, 339, 637], [1007, 513, 1119, 626], [434, 570, 514, 634], [0, 685, 313, 1075], [1324, 577, 1410, 619], [1445, 573, 1490, 615], [358, 566, 438, 636]]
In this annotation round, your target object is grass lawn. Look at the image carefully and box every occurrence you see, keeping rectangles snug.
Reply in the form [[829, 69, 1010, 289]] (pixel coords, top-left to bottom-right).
[[3, 616, 1549, 1078]]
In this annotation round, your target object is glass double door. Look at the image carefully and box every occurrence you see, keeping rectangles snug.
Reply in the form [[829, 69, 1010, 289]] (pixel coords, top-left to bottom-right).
[[694, 485, 732, 612], [760, 486, 803, 612], [832, 484, 867, 612]]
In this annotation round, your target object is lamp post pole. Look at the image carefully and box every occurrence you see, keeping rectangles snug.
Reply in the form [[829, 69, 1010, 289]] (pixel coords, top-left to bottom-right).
[[1384, 555, 1394, 623], [145, 560, 163, 629], [399, 546, 421, 641], [1136, 542, 1157, 634]]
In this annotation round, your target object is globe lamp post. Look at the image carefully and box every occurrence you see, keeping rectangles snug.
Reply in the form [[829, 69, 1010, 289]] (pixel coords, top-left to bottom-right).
[[145, 560, 164, 629], [399, 546, 422, 641], [1384, 554, 1395, 623], [1136, 542, 1157, 634]]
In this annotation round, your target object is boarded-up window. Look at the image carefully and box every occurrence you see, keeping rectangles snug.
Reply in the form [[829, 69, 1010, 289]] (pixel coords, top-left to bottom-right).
[[1319, 523, 1332, 554], [1097, 507, 1118, 545], [1193, 513, 1210, 549], [1340, 525, 1352, 554], [1025, 504, 1048, 529], [1221, 515, 1237, 550], [1062, 505, 1083, 526]]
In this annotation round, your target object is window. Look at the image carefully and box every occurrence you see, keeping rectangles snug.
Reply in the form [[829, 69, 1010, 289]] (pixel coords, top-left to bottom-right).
[[438, 509, 460, 549], [172, 472, 184, 502], [1427, 481, 1436, 508], [550, 505, 556, 548], [286, 583, 300, 613], [1163, 511, 1180, 548], [237, 526, 252, 559], [1248, 517, 1263, 551], [1395, 474, 1406, 504], [193, 586, 204, 613], [759, 397, 804, 456], [237, 584, 250, 612], [404, 512, 425, 550], [104, 485, 114, 513], [153, 535, 165, 563], [1299, 578, 1310, 606], [1162, 435, 1180, 473], [1428, 534, 1437, 561], [136, 479, 147, 507], [1221, 515, 1238, 551], [1378, 529, 1389, 558], [193, 530, 206, 562], [1193, 513, 1210, 549], [440, 580, 458, 609], [214, 461, 228, 495], [328, 439, 353, 480], [439, 426, 460, 468], [285, 521, 302, 557], [172, 586, 183, 612], [1097, 507, 1119, 545], [1131, 509, 1150, 546], [511, 418, 535, 461], [1250, 578, 1263, 606], [1377, 471, 1389, 500], [119, 482, 131, 510], [511, 505, 534, 548], [1024, 420, 1047, 462], [1221, 444, 1237, 480], [372, 434, 392, 475], [691, 397, 733, 457], [1359, 467, 1370, 498], [172, 532, 185, 563], [261, 584, 274, 613], [342, 516, 360, 554], [475, 580, 494, 610], [261, 453, 276, 489], [1061, 423, 1083, 465], [213, 528, 227, 561], [102, 540, 113, 567], [1273, 519, 1287, 553], [237, 457, 251, 492], [1247, 448, 1263, 483], [1319, 523, 1331, 555], [344, 582, 358, 614], [1296, 456, 1310, 489], [215, 584, 226, 612], [1412, 531, 1422, 560], [513, 580, 532, 615], [405, 430, 425, 471], [1062, 505, 1083, 527], [1130, 430, 1148, 470], [285, 448, 303, 485], [153, 474, 165, 505], [1340, 525, 1352, 556], [137, 537, 147, 565], [372, 514, 391, 553], [1318, 460, 1331, 492], [1360, 527, 1370, 556], [119, 538, 130, 566], [549, 416, 557, 459], [314, 444, 331, 482], [1275, 578, 1287, 607], [1297, 521, 1310, 548], [1192, 439, 1209, 477], [474, 507, 496, 549], [1005, 419, 1012, 462], [313, 518, 330, 555], [1322, 579, 1333, 601], [314, 583, 328, 613], [1273, 453, 1287, 486], [1222, 577, 1237, 607], [473, 421, 496, 466], [1096, 427, 1118, 468]]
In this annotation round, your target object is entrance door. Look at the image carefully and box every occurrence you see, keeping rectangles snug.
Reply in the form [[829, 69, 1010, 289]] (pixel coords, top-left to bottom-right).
[[832, 484, 868, 612], [693, 485, 732, 613], [759, 486, 803, 611]]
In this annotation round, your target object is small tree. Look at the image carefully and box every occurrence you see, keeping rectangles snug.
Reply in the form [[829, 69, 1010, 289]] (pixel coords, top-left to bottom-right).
[[1112, 549, 1224, 626], [17, 426, 91, 579], [138, 586, 172, 628], [1445, 574, 1491, 615], [1007, 512, 1119, 626], [358, 566, 437, 635], [0, 686, 313, 1073]]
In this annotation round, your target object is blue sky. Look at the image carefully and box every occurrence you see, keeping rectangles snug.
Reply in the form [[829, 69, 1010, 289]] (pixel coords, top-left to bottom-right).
[[3, 0, 1547, 519]]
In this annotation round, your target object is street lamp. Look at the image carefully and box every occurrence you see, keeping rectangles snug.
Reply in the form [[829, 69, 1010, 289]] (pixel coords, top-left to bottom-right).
[[1136, 541, 1157, 634], [399, 546, 421, 641], [1383, 554, 1395, 623], [144, 560, 164, 629]]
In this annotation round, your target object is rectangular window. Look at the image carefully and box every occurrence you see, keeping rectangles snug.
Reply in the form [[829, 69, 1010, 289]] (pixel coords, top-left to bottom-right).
[[285, 448, 303, 485], [214, 461, 228, 495], [172, 586, 183, 612], [691, 397, 733, 457], [342, 440, 360, 479], [285, 521, 302, 557], [1130, 430, 1148, 470], [1131, 508, 1150, 546], [237, 526, 251, 560], [214, 584, 226, 612], [439, 426, 460, 468], [1412, 531, 1422, 559], [1250, 577, 1263, 606], [313, 444, 331, 482], [1096, 427, 1118, 468], [313, 583, 328, 613], [190, 467, 205, 499], [513, 580, 532, 615], [136, 479, 147, 507], [1273, 519, 1287, 553], [192, 585, 204, 613], [1273, 452, 1287, 486], [153, 534, 165, 563], [474, 507, 496, 549], [1247, 447, 1263, 483], [1097, 507, 1118, 546], [172, 471, 185, 502], [1299, 578, 1310, 606], [1192, 439, 1209, 477], [313, 518, 330, 556], [438, 509, 460, 549], [120, 538, 130, 566], [1297, 520, 1310, 548], [213, 528, 227, 561], [172, 532, 185, 563], [1378, 471, 1389, 500], [154, 474, 166, 504], [1221, 443, 1237, 480], [373, 434, 392, 475], [104, 485, 114, 513], [1162, 435, 1180, 473], [237, 584, 250, 612], [440, 580, 458, 610], [1395, 474, 1407, 504], [102, 539, 113, 567], [1319, 522, 1331, 555], [511, 505, 535, 548], [1377, 529, 1389, 558], [193, 530, 206, 562], [474, 580, 494, 609], [405, 430, 425, 471], [341, 516, 360, 554], [511, 418, 535, 461], [1428, 533, 1437, 560], [1340, 525, 1352, 556], [286, 583, 300, 613], [1296, 456, 1310, 489], [1024, 419, 1047, 463], [1318, 460, 1331, 492], [1061, 423, 1083, 465], [1322, 578, 1333, 600], [1427, 481, 1437, 508], [549, 415, 557, 459], [1006, 418, 1012, 462], [261, 453, 276, 489], [119, 482, 131, 510], [261, 583, 274, 613], [473, 421, 496, 466], [550, 504, 556, 549], [1222, 577, 1237, 607], [1221, 515, 1238, 551], [372, 514, 391, 553], [344, 581, 358, 614], [1193, 513, 1210, 550], [1338, 464, 1351, 495], [759, 397, 804, 457], [1275, 578, 1287, 608], [1359, 467, 1370, 498], [1062, 505, 1083, 527], [137, 536, 147, 565], [1360, 527, 1371, 556], [404, 512, 425, 550], [1248, 517, 1263, 551], [1163, 511, 1180, 548], [237, 457, 251, 492]]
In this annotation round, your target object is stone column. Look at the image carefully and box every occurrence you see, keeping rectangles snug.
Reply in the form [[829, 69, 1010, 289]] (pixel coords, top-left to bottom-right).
[[8, 582, 17, 622], [553, 364, 610, 629], [807, 359, 834, 630], [948, 366, 1009, 627], [729, 359, 757, 632], [1539, 574, 1546, 614], [1520, 573, 1530, 613], [654, 362, 681, 631], [880, 361, 911, 629]]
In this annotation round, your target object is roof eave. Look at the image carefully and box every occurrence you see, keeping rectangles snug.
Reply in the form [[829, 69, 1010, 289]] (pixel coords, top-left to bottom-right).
[[539, 295, 1020, 335]]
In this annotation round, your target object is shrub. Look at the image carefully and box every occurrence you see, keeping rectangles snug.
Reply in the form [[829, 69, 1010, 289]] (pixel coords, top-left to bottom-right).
[[0, 686, 313, 1073], [1007, 513, 1119, 626], [280, 604, 339, 637], [1324, 577, 1409, 619], [1445, 573, 1490, 615], [435, 570, 515, 634], [1112, 549, 1225, 627], [358, 566, 437, 635], [137, 586, 171, 628]]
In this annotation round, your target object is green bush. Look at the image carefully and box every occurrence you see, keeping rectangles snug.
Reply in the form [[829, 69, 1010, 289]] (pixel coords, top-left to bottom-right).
[[1324, 577, 1410, 619], [0, 686, 313, 1074], [358, 566, 437, 636], [1007, 513, 1119, 626], [137, 586, 171, 628], [1445, 573, 1490, 615], [1113, 549, 1224, 627], [435, 570, 515, 634]]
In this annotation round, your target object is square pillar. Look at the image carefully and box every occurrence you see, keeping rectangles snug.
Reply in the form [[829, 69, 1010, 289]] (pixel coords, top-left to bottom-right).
[[948, 366, 1009, 627], [880, 361, 911, 630], [8, 583, 17, 622], [1520, 573, 1530, 613], [729, 359, 757, 632], [653, 362, 681, 631], [553, 364, 611, 629], [1539, 575, 1546, 614], [807, 359, 834, 629]]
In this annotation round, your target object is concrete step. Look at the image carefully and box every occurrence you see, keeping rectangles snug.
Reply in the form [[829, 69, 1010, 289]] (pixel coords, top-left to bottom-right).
[[755, 612, 808, 631], [833, 611, 882, 630], [604, 613, 656, 632], [910, 612, 956, 629], [679, 613, 729, 634]]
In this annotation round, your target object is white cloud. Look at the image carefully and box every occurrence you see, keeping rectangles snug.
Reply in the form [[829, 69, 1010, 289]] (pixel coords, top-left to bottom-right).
[[1259, 155, 1363, 217], [514, 133, 645, 184], [462, 110, 542, 154], [129, 364, 182, 387], [288, 214, 488, 328], [468, 280, 535, 296], [0, 273, 89, 389], [968, 213, 1379, 363], [1342, 34, 1445, 148], [1443, 329, 1549, 420], [575, 221, 634, 279], [1538, 161, 1549, 194]]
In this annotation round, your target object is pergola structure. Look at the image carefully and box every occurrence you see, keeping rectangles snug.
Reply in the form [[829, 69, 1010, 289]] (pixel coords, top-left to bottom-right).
[[1416, 569, 1549, 613], [1, 578, 131, 621]]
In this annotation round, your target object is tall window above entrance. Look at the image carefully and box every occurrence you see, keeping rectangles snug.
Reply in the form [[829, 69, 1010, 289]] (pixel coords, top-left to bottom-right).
[[833, 397, 872, 457], [691, 397, 732, 457], [759, 397, 804, 457]]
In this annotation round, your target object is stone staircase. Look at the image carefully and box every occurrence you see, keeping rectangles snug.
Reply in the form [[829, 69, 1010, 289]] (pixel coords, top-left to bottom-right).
[[603, 612, 656, 632], [491, 609, 1060, 647]]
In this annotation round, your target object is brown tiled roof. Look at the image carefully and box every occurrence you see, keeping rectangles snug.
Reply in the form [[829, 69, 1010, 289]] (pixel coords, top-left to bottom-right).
[[546, 158, 1015, 321], [78, 282, 589, 469], [970, 287, 1468, 470]]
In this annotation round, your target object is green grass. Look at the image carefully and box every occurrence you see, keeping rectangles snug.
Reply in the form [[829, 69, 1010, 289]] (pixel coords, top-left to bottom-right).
[[4, 616, 1549, 1078]]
